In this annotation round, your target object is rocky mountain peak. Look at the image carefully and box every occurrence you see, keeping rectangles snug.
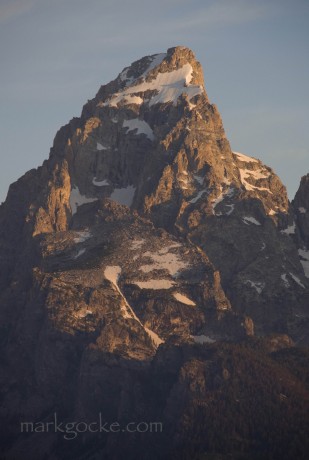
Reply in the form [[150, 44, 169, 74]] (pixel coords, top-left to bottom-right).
[[50, 47, 288, 235], [2, 47, 307, 336], [0, 46, 308, 343], [0, 46, 309, 460]]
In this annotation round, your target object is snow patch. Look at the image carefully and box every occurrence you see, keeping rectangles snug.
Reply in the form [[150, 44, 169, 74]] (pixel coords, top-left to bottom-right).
[[247, 169, 270, 180], [239, 168, 271, 193], [92, 178, 109, 186], [144, 327, 164, 346], [134, 280, 175, 290], [124, 95, 144, 105], [97, 142, 108, 151], [104, 266, 135, 319], [211, 187, 234, 215], [192, 335, 216, 344], [139, 249, 188, 277], [104, 265, 121, 286], [298, 248, 309, 278], [289, 272, 305, 289], [242, 216, 261, 226], [119, 67, 133, 83], [189, 189, 207, 204], [233, 151, 259, 163], [225, 204, 235, 215], [148, 64, 203, 106], [245, 280, 265, 294], [143, 53, 167, 76], [104, 63, 203, 108], [70, 187, 98, 215], [173, 292, 196, 306], [281, 223, 296, 235], [118, 54, 166, 88], [234, 152, 271, 193], [123, 119, 154, 140], [74, 248, 86, 259], [73, 230, 91, 243], [110, 185, 136, 207]]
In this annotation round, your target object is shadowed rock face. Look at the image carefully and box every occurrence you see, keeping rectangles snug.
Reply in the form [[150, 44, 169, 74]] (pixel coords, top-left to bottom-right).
[[293, 173, 309, 246], [0, 46, 308, 459]]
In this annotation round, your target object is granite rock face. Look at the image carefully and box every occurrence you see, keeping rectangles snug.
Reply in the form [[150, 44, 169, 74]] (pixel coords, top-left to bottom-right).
[[0, 46, 308, 459]]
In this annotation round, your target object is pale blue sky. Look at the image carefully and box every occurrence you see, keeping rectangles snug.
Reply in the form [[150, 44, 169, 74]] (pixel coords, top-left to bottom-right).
[[0, 0, 308, 202]]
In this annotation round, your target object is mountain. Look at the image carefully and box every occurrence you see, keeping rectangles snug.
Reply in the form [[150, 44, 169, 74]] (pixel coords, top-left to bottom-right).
[[0, 46, 308, 460]]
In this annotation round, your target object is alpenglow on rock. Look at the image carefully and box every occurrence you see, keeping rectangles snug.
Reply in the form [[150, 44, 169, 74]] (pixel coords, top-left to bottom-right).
[[0, 46, 308, 460]]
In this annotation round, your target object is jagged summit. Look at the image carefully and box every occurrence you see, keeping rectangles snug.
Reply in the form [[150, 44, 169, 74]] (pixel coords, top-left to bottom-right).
[[95, 46, 206, 109], [99, 46, 204, 99], [115, 46, 205, 87], [53, 47, 289, 228]]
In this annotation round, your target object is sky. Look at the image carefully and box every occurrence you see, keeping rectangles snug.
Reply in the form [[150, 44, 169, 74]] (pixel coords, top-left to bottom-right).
[[0, 0, 308, 202]]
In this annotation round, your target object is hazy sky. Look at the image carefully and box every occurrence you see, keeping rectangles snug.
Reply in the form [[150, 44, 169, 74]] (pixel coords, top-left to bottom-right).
[[0, 0, 308, 202]]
